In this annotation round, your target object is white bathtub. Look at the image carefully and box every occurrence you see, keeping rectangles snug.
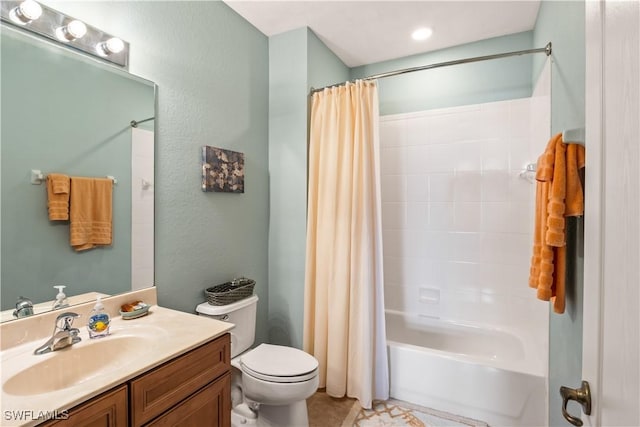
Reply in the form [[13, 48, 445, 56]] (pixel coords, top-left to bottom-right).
[[386, 310, 547, 426]]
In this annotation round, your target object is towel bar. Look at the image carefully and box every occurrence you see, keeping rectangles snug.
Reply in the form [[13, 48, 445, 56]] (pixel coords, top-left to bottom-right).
[[562, 128, 585, 146], [30, 170, 117, 185], [520, 128, 585, 184]]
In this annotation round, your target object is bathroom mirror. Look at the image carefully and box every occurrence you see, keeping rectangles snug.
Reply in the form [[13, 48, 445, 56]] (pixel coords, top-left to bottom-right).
[[0, 24, 156, 321]]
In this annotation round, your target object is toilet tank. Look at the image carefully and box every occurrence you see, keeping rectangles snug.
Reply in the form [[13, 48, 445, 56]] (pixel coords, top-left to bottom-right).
[[196, 295, 258, 358]]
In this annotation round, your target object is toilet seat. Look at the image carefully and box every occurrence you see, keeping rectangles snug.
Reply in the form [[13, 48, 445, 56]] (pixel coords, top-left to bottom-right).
[[241, 364, 318, 383], [240, 344, 318, 384]]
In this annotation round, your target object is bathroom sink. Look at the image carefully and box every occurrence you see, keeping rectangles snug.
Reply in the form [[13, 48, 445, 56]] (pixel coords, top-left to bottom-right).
[[1, 302, 234, 423], [3, 335, 152, 396]]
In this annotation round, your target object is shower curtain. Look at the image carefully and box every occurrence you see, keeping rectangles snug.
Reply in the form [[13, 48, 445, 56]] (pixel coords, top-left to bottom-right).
[[303, 80, 389, 409]]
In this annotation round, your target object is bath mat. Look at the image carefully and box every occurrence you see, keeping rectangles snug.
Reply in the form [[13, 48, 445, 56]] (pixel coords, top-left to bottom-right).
[[341, 399, 489, 427]]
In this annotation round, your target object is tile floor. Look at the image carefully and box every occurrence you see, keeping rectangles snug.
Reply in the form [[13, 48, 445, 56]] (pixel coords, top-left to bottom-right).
[[307, 390, 356, 426], [307, 391, 489, 427]]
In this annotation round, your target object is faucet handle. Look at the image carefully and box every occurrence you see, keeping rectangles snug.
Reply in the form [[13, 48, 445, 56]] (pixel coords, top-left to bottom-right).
[[68, 327, 82, 344], [13, 296, 34, 318], [55, 312, 79, 330]]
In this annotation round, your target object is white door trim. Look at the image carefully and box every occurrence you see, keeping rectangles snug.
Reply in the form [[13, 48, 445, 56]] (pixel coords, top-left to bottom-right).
[[583, 1, 640, 425], [582, 0, 604, 424]]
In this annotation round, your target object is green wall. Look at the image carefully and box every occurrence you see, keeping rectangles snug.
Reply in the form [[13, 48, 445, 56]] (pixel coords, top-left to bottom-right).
[[350, 31, 535, 115], [268, 27, 308, 347], [48, 1, 271, 344], [532, 2, 586, 426], [1, 28, 154, 310], [307, 30, 351, 92], [268, 28, 349, 348], [534, 1, 586, 135]]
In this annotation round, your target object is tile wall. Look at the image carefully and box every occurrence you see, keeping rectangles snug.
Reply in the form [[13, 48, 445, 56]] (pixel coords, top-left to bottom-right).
[[379, 95, 549, 344], [131, 128, 155, 290]]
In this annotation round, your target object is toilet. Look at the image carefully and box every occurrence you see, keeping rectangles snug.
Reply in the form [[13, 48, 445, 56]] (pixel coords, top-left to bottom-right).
[[196, 295, 319, 427]]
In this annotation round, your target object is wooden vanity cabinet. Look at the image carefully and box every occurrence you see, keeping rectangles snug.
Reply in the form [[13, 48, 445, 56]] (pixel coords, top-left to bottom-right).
[[144, 374, 230, 427], [130, 333, 231, 426], [40, 385, 128, 427], [40, 334, 231, 427]]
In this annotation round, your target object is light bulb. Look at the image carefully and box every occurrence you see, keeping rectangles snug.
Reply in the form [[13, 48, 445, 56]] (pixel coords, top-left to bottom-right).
[[9, 0, 42, 24], [19, 0, 42, 20], [66, 20, 87, 39], [104, 37, 124, 54], [411, 27, 433, 41], [97, 37, 125, 56], [56, 19, 87, 42]]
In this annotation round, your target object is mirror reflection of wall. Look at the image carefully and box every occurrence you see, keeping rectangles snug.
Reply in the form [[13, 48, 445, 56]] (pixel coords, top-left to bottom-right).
[[0, 26, 156, 314]]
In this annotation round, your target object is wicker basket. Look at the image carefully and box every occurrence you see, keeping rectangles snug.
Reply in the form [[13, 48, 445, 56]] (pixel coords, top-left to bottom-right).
[[205, 278, 255, 306]]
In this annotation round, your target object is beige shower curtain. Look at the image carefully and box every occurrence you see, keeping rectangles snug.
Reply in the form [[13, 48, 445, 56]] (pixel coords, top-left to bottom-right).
[[303, 80, 389, 409]]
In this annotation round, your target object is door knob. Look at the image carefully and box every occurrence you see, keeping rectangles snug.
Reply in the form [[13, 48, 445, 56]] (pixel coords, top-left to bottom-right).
[[560, 381, 591, 426]]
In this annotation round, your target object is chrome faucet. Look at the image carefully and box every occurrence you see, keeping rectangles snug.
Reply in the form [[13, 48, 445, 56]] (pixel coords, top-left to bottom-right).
[[13, 296, 34, 318], [34, 312, 81, 355]]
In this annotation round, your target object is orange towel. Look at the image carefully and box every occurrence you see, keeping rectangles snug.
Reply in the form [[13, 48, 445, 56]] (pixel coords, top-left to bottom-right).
[[565, 144, 586, 216], [69, 177, 113, 251], [529, 133, 585, 314], [46, 173, 70, 220], [546, 140, 567, 246], [529, 134, 558, 296], [552, 246, 567, 314]]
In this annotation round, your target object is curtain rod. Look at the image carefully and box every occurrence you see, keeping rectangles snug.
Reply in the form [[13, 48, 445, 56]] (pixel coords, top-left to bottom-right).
[[310, 42, 552, 95], [130, 117, 155, 128]]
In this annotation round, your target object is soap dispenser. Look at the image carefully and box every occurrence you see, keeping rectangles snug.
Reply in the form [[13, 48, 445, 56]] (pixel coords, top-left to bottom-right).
[[87, 296, 110, 339], [52, 285, 69, 310]]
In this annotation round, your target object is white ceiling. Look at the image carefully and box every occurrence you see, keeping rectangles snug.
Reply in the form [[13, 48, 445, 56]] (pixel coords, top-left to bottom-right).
[[224, 1, 541, 68]]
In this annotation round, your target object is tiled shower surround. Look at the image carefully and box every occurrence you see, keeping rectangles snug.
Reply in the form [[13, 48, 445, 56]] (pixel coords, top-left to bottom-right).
[[380, 92, 550, 361], [131, 128, 155, 290]]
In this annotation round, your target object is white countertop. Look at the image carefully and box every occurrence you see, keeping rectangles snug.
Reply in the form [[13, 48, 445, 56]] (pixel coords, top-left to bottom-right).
[[0, 305, 233, 426]]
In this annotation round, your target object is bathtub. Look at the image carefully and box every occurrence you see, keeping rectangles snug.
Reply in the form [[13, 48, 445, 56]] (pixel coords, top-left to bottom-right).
[[386, 310, 546, 426]]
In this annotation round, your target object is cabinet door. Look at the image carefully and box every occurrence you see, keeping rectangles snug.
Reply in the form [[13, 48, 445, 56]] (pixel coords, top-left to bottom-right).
[[42, 385, 128, 427], [130, 335, 230, 426], [145, 373, 231, 427]]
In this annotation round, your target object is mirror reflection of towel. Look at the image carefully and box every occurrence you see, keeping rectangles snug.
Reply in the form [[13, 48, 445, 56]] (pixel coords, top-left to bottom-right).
[[46, 173, 70, 220], [69, 177, 113, 251]]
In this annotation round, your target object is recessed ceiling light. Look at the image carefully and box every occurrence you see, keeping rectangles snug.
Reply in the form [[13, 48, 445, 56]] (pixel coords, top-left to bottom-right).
[[412, 27, 433, 41]]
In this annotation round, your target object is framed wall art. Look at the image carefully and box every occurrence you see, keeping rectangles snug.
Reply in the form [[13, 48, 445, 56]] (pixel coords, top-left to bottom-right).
[[201, 146, 245, 193]]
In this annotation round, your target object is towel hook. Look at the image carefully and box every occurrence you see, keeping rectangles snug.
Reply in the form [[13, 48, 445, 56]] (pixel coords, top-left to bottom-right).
[[519, 163, 537, 183], [31, 169, 44, 185]]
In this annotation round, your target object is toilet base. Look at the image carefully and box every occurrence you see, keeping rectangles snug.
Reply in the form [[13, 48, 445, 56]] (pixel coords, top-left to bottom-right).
[[258, 400, 309, 427], [231, 408, 257, 427], [231, 401, 309, 427]]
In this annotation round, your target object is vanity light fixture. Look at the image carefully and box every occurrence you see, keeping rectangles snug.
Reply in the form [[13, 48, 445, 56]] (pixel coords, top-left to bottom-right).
[[55, 19, 87, 42], [0, 0, 129, 67], [8, 0, 42, 25], [411, 27, 433, 41]]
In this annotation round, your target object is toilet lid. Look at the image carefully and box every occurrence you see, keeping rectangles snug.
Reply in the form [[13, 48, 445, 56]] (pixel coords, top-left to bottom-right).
[[240, 344, 319, 383]]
